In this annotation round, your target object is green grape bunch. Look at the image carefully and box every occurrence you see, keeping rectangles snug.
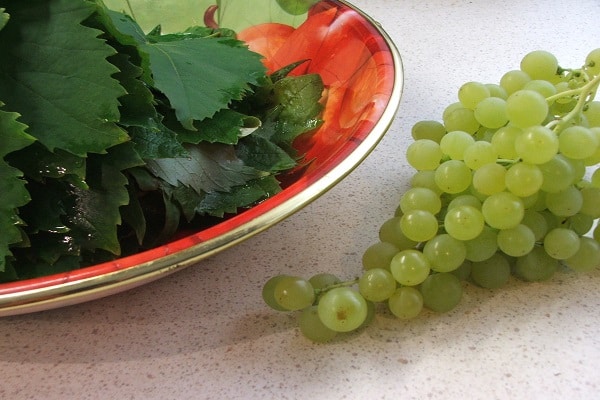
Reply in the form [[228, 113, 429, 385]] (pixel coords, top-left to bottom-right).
[[263, 49, 600, 342]]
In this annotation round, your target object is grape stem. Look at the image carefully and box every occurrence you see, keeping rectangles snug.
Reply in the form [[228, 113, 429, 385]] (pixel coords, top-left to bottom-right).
[[545, 71, 600, 132], [314, 278, 359, 296]]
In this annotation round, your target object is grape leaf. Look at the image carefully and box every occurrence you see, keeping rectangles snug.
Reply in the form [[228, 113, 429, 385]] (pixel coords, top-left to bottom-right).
[[146, 143, 265, 195], [0, 0, 129, 157], [0, 105, 35, 271]]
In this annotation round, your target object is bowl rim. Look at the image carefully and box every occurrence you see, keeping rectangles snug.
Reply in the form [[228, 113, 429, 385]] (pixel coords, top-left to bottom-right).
[[0, 0, 404, 316]]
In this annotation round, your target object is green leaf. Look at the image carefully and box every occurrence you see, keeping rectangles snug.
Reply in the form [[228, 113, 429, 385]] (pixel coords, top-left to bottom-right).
[[196, 175, 282, 217], [175, 109, 260, 145], [128, 118, 188, 159], [0, 105, 35, 271], [0, 0, 129, 157], [146, 143, 265, 194], [236, 135, 297, 172]]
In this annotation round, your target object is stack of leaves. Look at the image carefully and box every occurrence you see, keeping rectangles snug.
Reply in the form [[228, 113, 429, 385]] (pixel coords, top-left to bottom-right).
[[0, 0, 324, 281]]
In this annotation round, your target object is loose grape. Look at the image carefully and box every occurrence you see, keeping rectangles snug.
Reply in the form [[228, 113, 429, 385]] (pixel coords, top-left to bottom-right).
[[520, 50, 559, 81], [388, 287, 424, 319], [299, 306, 338, 343], [464, 226, 498, 262], [497, 224, 536, 257], [423, 233, 467, 272], [470, 252, 511, 289], [399, 187, 442, 215], [543, 228, 581, 260], [262, 275, 291, 311], [411, 120, 446, 142], [458, 81, 491, 110], [390, 249, 431, 286], [545, 186, 583, 217], [400, 210, 439, 242], [500, 69, 531, 95], [481, 191, 525, 229], [406, 139, 443, 170], [273, 276, 316, 311], [420, 273, 463, 313], [472, 163, 507, 195], [362, 241, 400, 271], [504, 162, 543, 197], [474, 96, 508, 129], [434, 159, 472, 194], [514, 125, 558, 164], [506, 89, 549, 128], [317, 288, 368, 332], [358, 268, 397, 302], [444, 205, 485, 241], [564, 237, 600, 273], [440, 130, 475, 160], [514, 246, 558, 282]]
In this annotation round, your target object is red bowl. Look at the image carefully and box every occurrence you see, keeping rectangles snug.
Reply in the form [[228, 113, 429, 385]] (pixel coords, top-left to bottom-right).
[[0, 0, 403, 316]]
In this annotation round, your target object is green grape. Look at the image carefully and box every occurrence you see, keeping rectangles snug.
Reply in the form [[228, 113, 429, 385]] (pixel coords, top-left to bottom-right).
[[399, 187, 442, 215], [472, 163, 507, 195], [523, 79, 558, 99], [567, 213, 594, 235], [594, 224, 600, 242], [470, 252, 511, 289], [543, 228, 581, 260], [506, 90, 549, 128], [458, 81, 491, 110], [481, 191, 525, 229], [540, 210, 560, 232], [420, 273, 463, 313], [585, 48, 600, 76], [447, 194, 482, 210], [514, 246, 558, 282], [485, 83, 508, 99], [423, 233, 467, 272], [491, 125, 521, 159], [275, 0, 318, 15], [452, 260, 473, 280], [497, 224, 535, 257], [299, 306, 338, 343], [360, 300, 376, 329], [390, 249, 431, 286], [464, 226, 498, 262], [520, 209, 548, 241], [514, 125, 558, 164], [545, 185, 583, 217], [520, 192, 540, 209], [539, 154, 576, 193], [565, 237, 600, 272], [262, 275, 291, 311], [593, 168, 600, 188], [411, 170, 443, 194], [317, 287, 368, 332], [406, 139, 443, 171], [520, 50, 559, 81], [358, 268, 397, 302], [504, 162, 543, 197], [579, 186, 600, 218], [474, 96, 508, 129], [463, 141, 498, 169], [412, 120, 446, 142], [500, 69, 531, 95], [379, 216, 419, 250], [558, 126, 598, 159], [583, 128, 600, 165], [568, 157, 586, 183], [362, 241, 400, 271], [442, 102, 464, 120], [439, 130, 475, 160], [434, 160, 472, 194], [388, 287, 424, 319], [309, 273, 341, 290], [273, 276, 316, 311], [400, 210, 439, 242], [443, 106, 480, 133], [583, 102, 600, 127], [444, 205, 485, 241]]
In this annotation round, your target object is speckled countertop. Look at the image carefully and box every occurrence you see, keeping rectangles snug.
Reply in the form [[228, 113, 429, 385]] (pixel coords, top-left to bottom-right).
[[2, 1, 600, 399]]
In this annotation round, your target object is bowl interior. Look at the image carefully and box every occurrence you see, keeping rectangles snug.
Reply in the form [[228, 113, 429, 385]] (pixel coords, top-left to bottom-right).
[[0, 0, 403, 315]]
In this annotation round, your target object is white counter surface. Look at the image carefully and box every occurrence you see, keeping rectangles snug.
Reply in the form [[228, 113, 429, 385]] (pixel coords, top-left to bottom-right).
[[2, 1, 600, 399]]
